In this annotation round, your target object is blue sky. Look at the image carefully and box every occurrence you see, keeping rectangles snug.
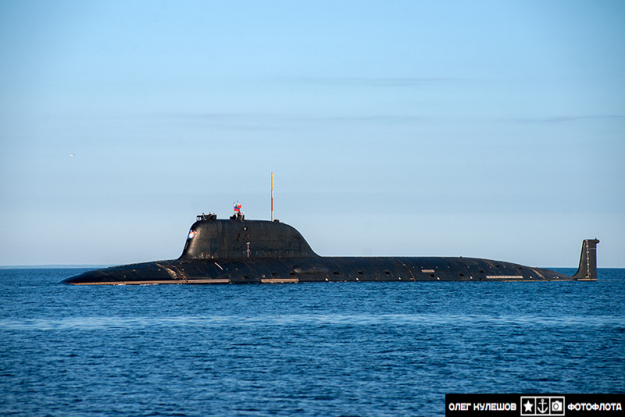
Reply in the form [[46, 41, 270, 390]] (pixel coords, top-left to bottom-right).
[[1, 0, 624, 267]]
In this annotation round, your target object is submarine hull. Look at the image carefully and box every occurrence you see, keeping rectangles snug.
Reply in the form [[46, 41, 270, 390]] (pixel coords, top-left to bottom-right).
[[63, 256, 577, 285], [62, 218, 598, 285]]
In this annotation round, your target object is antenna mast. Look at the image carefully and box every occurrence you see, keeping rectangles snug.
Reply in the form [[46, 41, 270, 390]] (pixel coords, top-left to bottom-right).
[[271, 172, 274, 222]]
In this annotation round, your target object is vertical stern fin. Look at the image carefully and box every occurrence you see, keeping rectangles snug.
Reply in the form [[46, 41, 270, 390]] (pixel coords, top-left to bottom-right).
[[571, 239, 599, 280]]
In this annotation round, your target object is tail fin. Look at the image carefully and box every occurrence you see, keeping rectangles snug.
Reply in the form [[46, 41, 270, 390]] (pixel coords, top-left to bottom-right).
[[571, 239, 600, 280]]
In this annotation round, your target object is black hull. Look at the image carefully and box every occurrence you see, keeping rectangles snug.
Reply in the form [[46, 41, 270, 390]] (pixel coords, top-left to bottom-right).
[[63, 256, 581, 285]]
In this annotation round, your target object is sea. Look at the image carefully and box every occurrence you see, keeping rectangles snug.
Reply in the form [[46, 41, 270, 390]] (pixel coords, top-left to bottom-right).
[[1, 268, 624, 416]]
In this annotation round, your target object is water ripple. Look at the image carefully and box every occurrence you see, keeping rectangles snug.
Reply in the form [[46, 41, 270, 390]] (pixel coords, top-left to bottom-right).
[[2, 313, 623, 330]]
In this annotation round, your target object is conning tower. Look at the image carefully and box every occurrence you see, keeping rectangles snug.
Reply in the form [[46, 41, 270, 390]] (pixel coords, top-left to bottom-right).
[[180, 218, 317, 260]]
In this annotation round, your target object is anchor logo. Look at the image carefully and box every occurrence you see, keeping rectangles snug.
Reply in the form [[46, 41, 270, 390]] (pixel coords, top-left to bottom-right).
[[537, 398, 549, 414]]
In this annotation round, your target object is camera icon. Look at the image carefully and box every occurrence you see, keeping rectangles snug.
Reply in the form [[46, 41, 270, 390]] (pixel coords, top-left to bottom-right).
[[520, 396, 565, 416]]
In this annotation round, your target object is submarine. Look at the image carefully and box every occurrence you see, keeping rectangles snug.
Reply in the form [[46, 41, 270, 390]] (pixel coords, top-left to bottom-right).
[[63, 208, 599, 285]]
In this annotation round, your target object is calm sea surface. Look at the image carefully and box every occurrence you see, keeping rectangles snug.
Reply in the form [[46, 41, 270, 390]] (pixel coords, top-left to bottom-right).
[[1, 268, 624, 416]]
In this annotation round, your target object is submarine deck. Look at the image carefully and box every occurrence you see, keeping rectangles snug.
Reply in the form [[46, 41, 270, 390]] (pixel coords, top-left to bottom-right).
[[63, 256, 576, 285]]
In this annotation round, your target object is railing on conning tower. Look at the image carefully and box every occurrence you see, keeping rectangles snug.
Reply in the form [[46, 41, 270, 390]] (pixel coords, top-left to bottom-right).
[[197, 213, 217, 221]]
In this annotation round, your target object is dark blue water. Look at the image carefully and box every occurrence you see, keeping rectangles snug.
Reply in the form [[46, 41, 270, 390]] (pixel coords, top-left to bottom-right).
[[1, 268, 624, 416]]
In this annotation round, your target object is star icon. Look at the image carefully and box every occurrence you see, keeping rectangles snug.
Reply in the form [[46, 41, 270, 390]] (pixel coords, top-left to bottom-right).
[[524, 400, 534, 413]]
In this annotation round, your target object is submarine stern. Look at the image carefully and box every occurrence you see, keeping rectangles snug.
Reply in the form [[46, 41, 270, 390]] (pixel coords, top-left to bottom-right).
[[571, 239, 600, 280]]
